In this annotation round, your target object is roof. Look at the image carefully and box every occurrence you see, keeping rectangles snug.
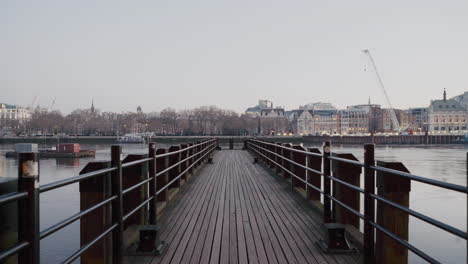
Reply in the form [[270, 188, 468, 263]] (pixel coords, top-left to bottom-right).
[[429, 99, 465, 112], [0, 103, 17, 109]]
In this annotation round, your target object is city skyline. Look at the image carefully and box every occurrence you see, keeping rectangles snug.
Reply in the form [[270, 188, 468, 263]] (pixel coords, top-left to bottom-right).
[[2, 1, 467, 114]]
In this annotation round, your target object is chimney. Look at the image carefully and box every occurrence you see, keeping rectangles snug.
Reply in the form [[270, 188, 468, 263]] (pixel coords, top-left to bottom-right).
[[443, 89, 447, 101]]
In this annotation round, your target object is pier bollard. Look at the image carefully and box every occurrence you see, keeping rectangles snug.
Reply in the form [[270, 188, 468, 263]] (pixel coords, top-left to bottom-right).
[[18, 152, 40, 264], [122, 154, 148, 228], [306, 148, 322, 201], [376, 161, 411, 264], [331, 153, 361, 229], [168, 145, 181, 189], [269, 142, 276, 168], [292, 145, 306, 190], [79, 161, 112, 264], [180, 144, 188, 181], [156, 149, 169, 203]]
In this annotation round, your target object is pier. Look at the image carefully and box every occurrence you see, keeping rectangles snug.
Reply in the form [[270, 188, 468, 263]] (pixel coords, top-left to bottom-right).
[[0, 139, 466, 264]]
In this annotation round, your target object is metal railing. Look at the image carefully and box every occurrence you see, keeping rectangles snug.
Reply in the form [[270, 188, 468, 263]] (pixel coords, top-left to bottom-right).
[[246, 139, 467, 264], [0, 139, 217, 264]]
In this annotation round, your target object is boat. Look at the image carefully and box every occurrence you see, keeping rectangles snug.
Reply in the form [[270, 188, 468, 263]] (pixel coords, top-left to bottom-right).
[[117, 134, 146, 144], [4, 143, 96, 159]]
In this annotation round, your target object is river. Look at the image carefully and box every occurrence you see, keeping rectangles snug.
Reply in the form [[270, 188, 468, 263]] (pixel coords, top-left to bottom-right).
[[0, 143, 466, 263]]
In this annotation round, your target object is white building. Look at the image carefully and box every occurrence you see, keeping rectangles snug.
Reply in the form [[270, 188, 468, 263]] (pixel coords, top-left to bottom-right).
[[296, 102, 339, 135], [0, 103, 31, 122], [245, 100, 285, 118], [451, 91, 468, 111], [428, 90, 467, 133]]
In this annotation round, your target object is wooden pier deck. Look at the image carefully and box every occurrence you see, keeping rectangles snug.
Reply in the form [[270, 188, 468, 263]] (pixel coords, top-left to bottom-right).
[[126, 150, 360, 264]]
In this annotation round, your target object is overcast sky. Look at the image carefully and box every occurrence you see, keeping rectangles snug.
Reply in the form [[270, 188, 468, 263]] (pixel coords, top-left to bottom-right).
[[1, 0, 467, 113]]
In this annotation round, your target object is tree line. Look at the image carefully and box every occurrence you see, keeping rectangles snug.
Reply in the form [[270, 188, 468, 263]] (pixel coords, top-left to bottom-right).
[[5, 106, 291, 136]]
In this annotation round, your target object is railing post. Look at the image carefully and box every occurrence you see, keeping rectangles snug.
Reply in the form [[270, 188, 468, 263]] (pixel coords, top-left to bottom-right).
[[229, 138, 234, 149], [375, 161, 410, 264], [79, 161, 112, 264], [364, 144, 375, 264], [18, 152, 40, 264], [323, 141, 332, 223], [111, 145, 123, 264], [148, 143, 157, 225]]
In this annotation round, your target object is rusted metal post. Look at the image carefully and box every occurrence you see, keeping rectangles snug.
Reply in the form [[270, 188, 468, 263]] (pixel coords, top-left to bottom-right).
[[323, 141, 332, 223], [292, 145, 306, 190], [331, 153, 361, 229], [306, 148, 322, 201], [375, 161, 410, 264], [168, 145, 181, 189], [148, 143, 157, 225], [122, 154, 148, 228], [18, 152, 40, 264], [79, 161, 112, 264], [282, 143, 293, 179], [364, 144, 375, 264], [111, 145, 123, 264]]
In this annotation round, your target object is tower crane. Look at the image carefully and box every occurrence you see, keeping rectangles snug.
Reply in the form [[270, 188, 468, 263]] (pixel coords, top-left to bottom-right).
[[362, 49, 401, 132], [48, 97, 56, 112]]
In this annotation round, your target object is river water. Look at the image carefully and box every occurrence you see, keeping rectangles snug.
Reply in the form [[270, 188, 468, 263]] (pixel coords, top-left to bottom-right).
[[0, 143, 466, 263]]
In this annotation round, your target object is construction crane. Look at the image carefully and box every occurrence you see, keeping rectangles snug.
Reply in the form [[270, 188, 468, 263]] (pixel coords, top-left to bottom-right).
[[29, 96, 38, 110], [48, 97, 56, 112], [362, 49, 401, 132]]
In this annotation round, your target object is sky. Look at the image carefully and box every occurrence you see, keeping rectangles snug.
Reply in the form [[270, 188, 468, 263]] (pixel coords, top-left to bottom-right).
[[1, 0, 467, 114]]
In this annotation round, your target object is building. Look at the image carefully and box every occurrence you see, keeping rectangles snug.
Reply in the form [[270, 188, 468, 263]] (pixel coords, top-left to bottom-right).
[[295, 102, 339, 135], [406, 108, 428, 131], [245, 100, 285, 118], [340, 104, 382, 134], [428, 90, 467, 133], [0, 103, 31, 123], [451, 91, 468, 110]]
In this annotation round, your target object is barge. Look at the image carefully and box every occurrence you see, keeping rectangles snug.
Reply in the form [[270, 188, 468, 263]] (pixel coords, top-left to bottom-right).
[[4, 143, 95, 159]]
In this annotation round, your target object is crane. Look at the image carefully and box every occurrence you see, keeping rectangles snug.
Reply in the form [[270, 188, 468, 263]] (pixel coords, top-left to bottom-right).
[[29, 96, 38, 110], [48, 97, 56, 112], [362, 49, 400, 132]]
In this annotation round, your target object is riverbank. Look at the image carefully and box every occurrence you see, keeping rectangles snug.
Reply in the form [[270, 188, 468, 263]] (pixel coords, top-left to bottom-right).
[[0, 134, 465, 145]]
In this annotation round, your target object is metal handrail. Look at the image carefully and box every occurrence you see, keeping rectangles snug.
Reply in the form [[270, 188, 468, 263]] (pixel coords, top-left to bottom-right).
[[40, 195, 118, 239], [156, 144, 217, 195], [0, 242, 30, 262], [246, 139, 467, 264], [40, 167, 118, 193], [0, 139, 217, 264], [0, 191, 28, 206]]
